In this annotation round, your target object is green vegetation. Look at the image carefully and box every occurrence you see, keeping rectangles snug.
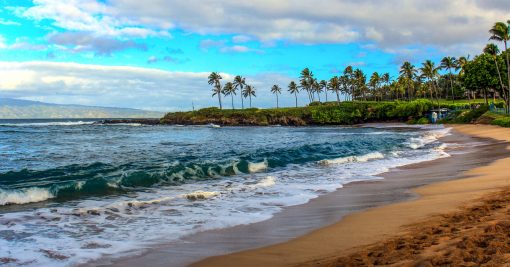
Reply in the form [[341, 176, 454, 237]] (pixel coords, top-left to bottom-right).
[[485, 112, 510, 127], [161, 99, 438, 126]]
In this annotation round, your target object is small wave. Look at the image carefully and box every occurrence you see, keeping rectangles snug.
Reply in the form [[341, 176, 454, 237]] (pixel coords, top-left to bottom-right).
[[407, 128, 451, 150], [0, 188, 55, 205], [319, 152, 385, 165], [0, 121, 96, 127], [184, 191, 219, 201], [248, 160, 268, 173]]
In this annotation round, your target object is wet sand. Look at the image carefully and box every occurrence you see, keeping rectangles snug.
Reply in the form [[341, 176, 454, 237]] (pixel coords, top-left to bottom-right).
[[96, 125, 510, 267]]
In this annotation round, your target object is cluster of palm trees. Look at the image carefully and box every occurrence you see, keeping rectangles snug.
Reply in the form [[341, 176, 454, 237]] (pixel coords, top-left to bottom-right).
[[208, 19, 510, 111], [208, 72, 256, 109]]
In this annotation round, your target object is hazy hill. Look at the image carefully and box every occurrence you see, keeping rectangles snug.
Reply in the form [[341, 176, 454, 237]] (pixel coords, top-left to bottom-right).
[[0, 98, 164, 119]]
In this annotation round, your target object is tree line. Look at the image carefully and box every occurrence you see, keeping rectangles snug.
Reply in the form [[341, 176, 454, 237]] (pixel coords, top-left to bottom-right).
[[209, 19, 510, 113]]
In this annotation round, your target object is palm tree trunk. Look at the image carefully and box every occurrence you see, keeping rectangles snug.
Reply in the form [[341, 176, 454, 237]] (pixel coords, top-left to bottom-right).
[[336, 90, 340, 106], [276, 94, 279, 109], [505, 41, 510, 114], [325, 90, 328, 102], [294, 92, 298, 108], [218, 92, 222, 110], [317, 92, 321, 102], [240, 86, 244, 109], [449, 70, 455, 104], [249, 95, 252, 108], [231, 94, 234, 110]]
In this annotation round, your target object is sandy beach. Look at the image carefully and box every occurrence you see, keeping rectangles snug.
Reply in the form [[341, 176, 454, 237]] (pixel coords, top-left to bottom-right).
[[190, 125, 510, 267]]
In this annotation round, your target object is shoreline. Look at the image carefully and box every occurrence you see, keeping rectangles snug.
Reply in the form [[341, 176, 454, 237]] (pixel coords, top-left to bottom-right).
[[95, 125, 510, 267], [191, 125, 510, 267]]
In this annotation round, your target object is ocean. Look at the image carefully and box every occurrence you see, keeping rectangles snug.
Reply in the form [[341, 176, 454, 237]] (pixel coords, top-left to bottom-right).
[[0, 119, 451, 266]]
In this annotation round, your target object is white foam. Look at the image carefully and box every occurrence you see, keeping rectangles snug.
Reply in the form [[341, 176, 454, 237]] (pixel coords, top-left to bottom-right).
[[0, 121, 96, 127], [0, 188, 54, 205], [248, 160, 268, 173], [319, 152, 385, 165], [256, 176, 276, 187], [407, 127, 451, 150]]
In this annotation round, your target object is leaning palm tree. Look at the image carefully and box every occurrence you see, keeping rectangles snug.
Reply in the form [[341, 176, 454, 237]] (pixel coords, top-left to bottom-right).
[[399, 61, 417, 100], [319, 80, 328, 102], [233, 75, 246, 109], [328, 76, 341, 105], [222, 82, 236, 110], [489, 21, 510, 113], [270, 84, 282, 109], [208, 72, 223, 109], [288, 81, 299, 107], [484, 44, 506, 103], [440, 56, 457, 104], [243, 85, 256, 108]]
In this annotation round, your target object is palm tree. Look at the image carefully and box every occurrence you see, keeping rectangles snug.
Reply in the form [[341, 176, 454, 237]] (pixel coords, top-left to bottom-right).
[[312, 79, 322, 102], [399, 62, 417, 100], [456, 56, 469, 75], [222, 82, 236, 110], [420, 60, 441, 106], [243, 85, 256, 108], [490, 21, 510, 113], [328, 76, 341, 105], [299, 68, 314, 103], [320, 80, 328, 102], [208, 72, 223, 109], [271, 84, 282, 109], [381, 73, 390, 100], [288, 81, 299, 107], [440, 56, 457, 103], [484, 44, 506, 104], [233, 75, 246, 109], [353, 69, 367, 100], [369, 72, 380, 101]]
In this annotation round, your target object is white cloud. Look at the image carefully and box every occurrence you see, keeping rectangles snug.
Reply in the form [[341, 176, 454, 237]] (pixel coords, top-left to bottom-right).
[[0, 61, 306, 111], [18, 0, 509, 51]]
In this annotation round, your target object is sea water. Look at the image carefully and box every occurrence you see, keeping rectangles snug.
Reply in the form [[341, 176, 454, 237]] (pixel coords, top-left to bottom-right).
[[0, 120, 451, 266]]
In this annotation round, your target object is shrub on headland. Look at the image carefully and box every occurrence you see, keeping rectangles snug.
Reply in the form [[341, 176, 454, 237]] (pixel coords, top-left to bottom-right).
[[161, 99, 440, 126]]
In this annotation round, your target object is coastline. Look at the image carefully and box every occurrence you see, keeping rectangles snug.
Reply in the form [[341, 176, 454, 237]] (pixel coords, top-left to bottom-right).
[[190, 124, 510, 267], [95, 125, 510, 267]]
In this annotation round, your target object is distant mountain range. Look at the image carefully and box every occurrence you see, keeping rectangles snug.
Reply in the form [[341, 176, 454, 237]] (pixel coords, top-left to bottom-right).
[[0, 98, 164, 119]]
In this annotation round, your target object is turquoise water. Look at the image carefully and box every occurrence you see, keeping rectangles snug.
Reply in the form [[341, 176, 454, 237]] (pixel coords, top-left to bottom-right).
[[0, 120, 450, 266]]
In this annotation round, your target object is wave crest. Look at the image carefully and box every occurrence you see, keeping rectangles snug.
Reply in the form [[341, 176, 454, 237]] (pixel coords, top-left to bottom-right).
[[0, 188, 55, 205], [318, 152, 385, 165]]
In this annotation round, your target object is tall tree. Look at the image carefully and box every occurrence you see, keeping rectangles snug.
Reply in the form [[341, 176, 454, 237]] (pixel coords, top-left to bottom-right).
[[270, 84, 282, 109], [222, 82, 236, 110], [233, 75, 246, 109], [299, 68, 314, 103], [319, 80, 328, 102], [288, 81, 299, 107], [208, 72, 223, 109], [369, 72, 380, 101], [312, 79, 322, 102], [243, 85, 256, 108], [399, 62, 417, 100], [489, 21, 510, 112], [441, 56, 457, 103], [420, 60, 441, 105], [328, 76, 341, 105]]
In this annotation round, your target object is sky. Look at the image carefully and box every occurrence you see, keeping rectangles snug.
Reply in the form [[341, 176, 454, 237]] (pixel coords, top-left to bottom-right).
[[0, 0, 508, 111]]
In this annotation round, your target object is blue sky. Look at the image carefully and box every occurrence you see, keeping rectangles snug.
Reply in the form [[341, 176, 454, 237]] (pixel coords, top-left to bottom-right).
[[0, 0, 507, 111]]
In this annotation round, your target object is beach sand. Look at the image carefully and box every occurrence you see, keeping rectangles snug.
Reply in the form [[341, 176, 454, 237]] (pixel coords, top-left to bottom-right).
[[190, 125, 510, 267]]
